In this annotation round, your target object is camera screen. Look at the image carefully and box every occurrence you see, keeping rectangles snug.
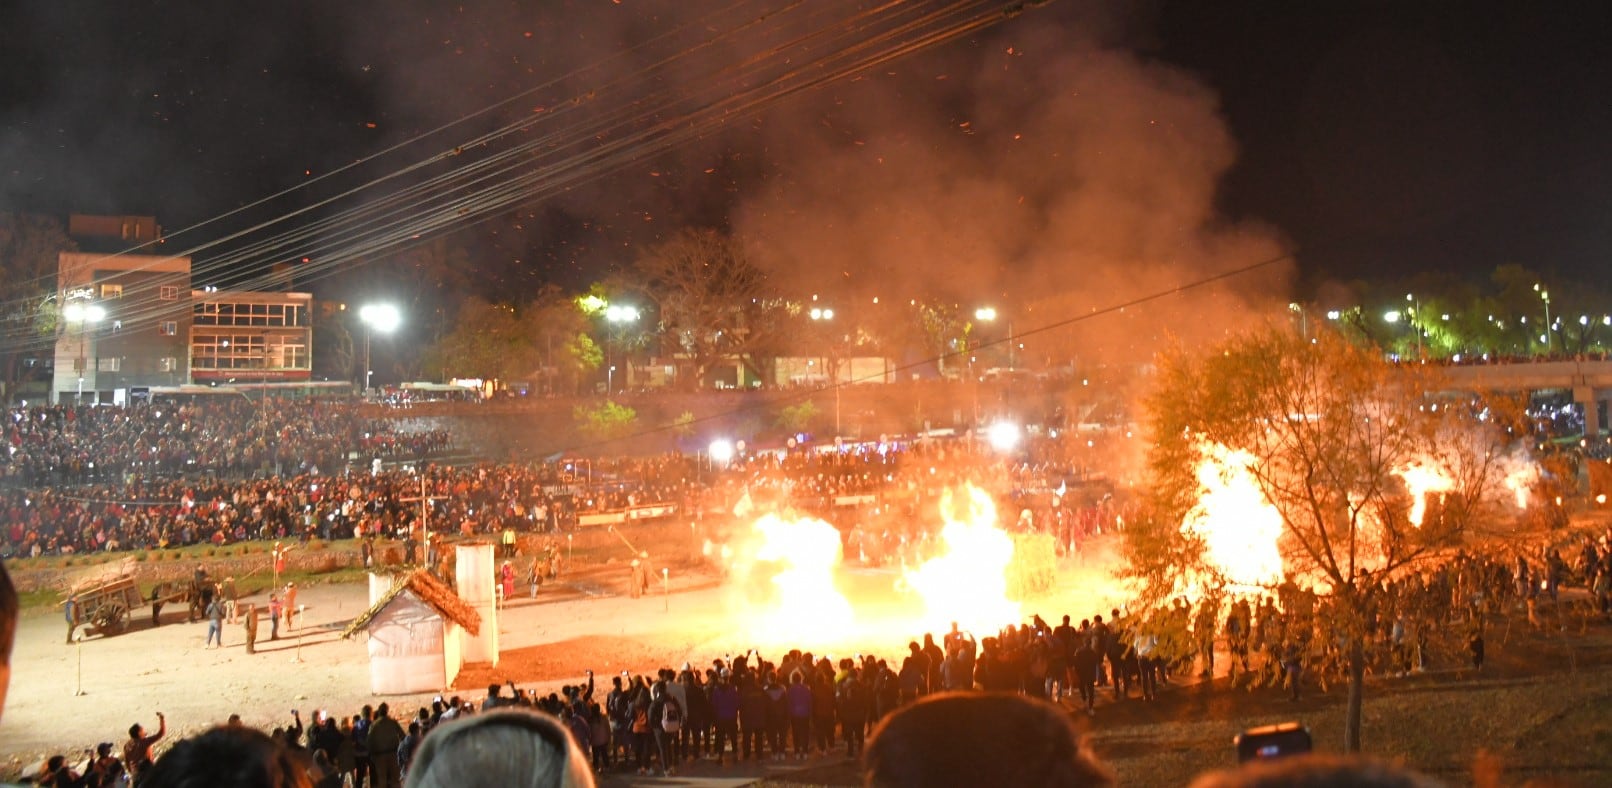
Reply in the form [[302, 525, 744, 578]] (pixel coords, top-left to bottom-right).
[[1235, 723, 1312, 763]]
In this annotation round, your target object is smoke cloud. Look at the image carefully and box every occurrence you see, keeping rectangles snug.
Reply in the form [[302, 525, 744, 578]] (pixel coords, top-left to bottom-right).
[[735, 17, 1292, 365], [3, 0, 1293, 358]]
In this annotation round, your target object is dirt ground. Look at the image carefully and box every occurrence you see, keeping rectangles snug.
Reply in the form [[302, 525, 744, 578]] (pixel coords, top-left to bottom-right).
[[8, 544, 1611, 787], [0, 545, 1127, 778]]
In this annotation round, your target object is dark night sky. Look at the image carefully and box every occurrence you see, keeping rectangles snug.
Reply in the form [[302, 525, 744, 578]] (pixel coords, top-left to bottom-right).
[[2, 1, 1609, 301]]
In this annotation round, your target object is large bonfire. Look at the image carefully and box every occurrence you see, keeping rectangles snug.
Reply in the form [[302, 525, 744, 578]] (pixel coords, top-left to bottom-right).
[[710, 482, 1034, 651]]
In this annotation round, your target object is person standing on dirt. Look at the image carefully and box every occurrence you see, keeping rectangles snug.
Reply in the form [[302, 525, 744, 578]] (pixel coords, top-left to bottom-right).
[[205, 592, 224, 649], [192, 565, 213, 624], [123, 711, 166, 781], [365, 702, 405, 788], [269, 593, 282, 640], [243, 603, 259, 654], [630, 556, 647, 599], [284, 583, 298, 631], [223, 577, 238, 624], [64, 595, 78, 645]]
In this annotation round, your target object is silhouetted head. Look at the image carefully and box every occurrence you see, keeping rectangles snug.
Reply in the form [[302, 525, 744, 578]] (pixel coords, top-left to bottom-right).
[[142, 726, 311, 788], [865, 693, 1111, 788]]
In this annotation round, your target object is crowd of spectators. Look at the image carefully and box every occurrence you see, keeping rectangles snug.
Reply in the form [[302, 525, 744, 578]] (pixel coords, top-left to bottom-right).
[[3, 409, 1134, 560], [0, 399, 449, 486], [18, 611, 1462, 787]]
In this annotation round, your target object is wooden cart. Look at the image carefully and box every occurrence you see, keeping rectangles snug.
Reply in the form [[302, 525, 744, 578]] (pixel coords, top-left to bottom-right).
[[68, 573, 145, 637]]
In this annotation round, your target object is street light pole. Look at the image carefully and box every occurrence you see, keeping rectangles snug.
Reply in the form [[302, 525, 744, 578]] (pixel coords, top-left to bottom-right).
[[358, 304, 401, 396], [809, 306, 840, 435], [63, 301, 105, 405], [1535, 284, 1552, 354], [1405, 294, 1421, 357]]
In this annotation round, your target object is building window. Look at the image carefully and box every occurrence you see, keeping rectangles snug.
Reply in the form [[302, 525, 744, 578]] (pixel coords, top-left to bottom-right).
[[160, 285, 179, 300], [100, 284, 123, 299], [97, 357, 120, 372], [159, 357, 178, 372], [159, 321, 178, 336]]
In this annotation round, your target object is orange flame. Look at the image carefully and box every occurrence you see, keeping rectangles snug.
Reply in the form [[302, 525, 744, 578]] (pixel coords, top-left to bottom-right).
[[725, 512, 855, 645], [903, 484, 1021, 635], [1502, 464, 1537, 509], [1183, 442, 1285, 587], [1395, 461, 1454, 527]]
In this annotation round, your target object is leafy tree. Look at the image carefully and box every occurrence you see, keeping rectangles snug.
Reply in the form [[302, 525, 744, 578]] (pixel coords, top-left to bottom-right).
[[1129, 324, 1525, 753], [525, 285, 594, 394], [916, 301, 968, 378], [776, 401, 818, 433], [0, 214, 76, 398], [561, 332, 603, 395], [625, 228, 771, 389], [311, 307, 354, 382], [573, 400, 638, 441], [671, 410, 696, 438], [419, 296, 542, 381]]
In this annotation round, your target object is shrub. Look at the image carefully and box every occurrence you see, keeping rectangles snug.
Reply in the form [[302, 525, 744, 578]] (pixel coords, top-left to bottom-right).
[[135, 553, 148, 562]]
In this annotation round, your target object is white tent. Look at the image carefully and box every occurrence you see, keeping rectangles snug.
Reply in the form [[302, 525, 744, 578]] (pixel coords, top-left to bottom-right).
[[344, 571, 481, 696]]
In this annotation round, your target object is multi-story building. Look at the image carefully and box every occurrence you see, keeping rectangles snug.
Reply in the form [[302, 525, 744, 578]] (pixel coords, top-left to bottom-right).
[[52, 215, 313, 402], [188, 290, 313, 384], [52, 250, 193, 403]]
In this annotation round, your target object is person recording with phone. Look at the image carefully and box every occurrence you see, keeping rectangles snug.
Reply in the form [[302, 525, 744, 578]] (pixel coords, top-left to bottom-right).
[[122, 711, 166, 781]]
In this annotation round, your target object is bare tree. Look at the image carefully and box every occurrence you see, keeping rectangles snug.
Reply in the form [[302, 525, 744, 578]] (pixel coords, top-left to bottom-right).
[[626, 228, 770, 389], [1129, 324, 1526, 753], [0, 214, 76, 400]]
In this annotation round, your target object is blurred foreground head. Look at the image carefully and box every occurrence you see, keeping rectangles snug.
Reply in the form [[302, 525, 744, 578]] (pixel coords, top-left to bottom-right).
[[405, 708, 595, 788], [1189, 754, 1445, 788], [864, 692, 1113, 788], [0, 559, 15, 721], [143, 726, 311, 788]]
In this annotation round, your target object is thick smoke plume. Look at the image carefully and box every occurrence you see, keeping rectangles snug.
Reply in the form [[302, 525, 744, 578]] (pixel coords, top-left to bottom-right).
[[736, 20, 1292, 365], [4, 0, 1293, 360]]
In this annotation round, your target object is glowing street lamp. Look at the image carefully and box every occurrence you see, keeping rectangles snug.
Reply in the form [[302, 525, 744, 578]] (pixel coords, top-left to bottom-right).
[[63, 303, 107, 324], [1534, 284, 1552, 353], [973, 306, 1015, 369], [986, 421, 1021, 453], [359, 303, 401, 395], [63, 301, 106, 403], [708, 438, 735, 467], [810, 306, 840, 434], [604, 304, 640, 395]]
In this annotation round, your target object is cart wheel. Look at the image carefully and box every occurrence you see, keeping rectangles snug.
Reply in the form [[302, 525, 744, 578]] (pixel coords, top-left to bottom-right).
[[96, 602, 129, 635]]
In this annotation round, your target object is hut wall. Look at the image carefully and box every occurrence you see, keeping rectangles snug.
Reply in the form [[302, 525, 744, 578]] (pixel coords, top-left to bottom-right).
[[365, 592, 447, 695], [456, 542, 499, 665]]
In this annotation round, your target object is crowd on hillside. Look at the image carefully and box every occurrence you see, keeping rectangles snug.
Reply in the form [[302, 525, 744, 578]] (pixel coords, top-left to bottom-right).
[[0, 420, 1131, 563], [0, 400, 450, 486]]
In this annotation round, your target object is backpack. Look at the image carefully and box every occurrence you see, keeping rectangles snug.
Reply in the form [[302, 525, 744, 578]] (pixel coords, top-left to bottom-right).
[[631, 707, 649, 734], [661, 698, 683, 733]]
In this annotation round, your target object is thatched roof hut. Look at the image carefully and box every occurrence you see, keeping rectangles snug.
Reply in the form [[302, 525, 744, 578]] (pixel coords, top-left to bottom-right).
[[342, 570, 480, 639], [342, 570, 482, 696]]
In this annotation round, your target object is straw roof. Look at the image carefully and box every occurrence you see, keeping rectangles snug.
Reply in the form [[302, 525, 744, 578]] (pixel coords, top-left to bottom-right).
[[341, 570, 481, 639]]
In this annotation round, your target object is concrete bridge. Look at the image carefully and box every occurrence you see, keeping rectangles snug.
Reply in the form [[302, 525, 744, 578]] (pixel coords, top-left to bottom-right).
[[1439, 358, 1612, 435]]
